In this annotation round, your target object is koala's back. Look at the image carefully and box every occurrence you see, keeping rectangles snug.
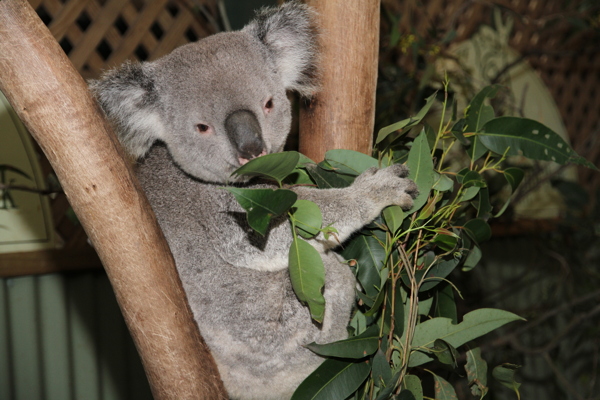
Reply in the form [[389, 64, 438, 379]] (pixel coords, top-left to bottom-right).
[[137, 146, 355, 399]]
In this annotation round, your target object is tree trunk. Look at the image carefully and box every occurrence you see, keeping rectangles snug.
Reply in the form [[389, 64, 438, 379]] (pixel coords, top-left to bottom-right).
[[0, 1, 227, 398], [299, 0, 380, 162]]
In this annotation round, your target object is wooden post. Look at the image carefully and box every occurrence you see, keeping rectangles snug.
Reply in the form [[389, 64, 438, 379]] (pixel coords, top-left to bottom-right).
[[0, 1, 227, 399], [300, 0, 380, 161]]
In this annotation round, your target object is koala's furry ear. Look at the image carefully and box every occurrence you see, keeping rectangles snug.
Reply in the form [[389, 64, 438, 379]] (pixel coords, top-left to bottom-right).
[[90, 62, 165, 158], [243, 1, 319, 97]]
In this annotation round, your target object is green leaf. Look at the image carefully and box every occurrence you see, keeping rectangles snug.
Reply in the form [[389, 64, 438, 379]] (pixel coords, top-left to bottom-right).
[[291, 359, 371, 400], [383, 205, 406, 234], [463, 85, 501, 162], [376, 92, 437, 144], [465, 347, 489, 399], [408, 308, 524, 367], [307, 164, 353, 189], [433, 173, 454, 192], [306, 324, 380, 359], [458, 186, 480, 203], [479, 117, 598, 169], [401, 375, 423, 400], [492, 364, 521, 397], [434, 284, 457, 324], [464, 218, 492, 244], [324, 149, 379, 176], [494, 168, 525, 218], [504, 167, 525, 191], [291, 200, 323, 238], [231, 151, 300, 184], [433, 374, 458, 400], [341, 233, 386, 299], [432, 339, 459, 367], [364, 276, 387, 317], [475, 187, 492, 220], [384, 283, 405, 338], [418, 257, 460, 292], [226, 188, 297, 236], [465, 85, 501, 133], [432, 228, 460, 252], [372, 349, 393, 387], [418, 296, 434, 317], [406, 130, 435, 214], [289, 237, 326, 323], [462, 243, 482, 272], [462, 171, 486, 188]]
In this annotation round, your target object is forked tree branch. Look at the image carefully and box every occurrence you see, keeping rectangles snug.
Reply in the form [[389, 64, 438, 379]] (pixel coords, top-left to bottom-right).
[[0, 0, 226, 398]]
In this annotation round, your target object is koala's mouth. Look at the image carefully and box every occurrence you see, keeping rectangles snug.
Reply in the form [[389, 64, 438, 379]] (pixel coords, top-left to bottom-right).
[[238, 149, 268, 166]]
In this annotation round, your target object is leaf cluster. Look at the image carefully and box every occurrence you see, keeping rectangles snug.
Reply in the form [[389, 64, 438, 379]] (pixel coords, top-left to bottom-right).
[[227, 84, 595, 399]]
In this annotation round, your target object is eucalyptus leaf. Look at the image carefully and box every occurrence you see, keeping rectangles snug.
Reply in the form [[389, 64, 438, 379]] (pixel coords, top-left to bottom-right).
[[462, 171, 486, 188], [465, 347, 489, 398], [451, 118, 469, 145], [408, 309, 524, 367], [383, 205, 406, 234], [432, 339, 459, 367], [291, 359, 371, 400], [433, 173, 454, 192], [458, 186, 480, 203], [418, 296, 434, 316], [492, 364, 521, 396], [364, 278, 387, 317], [494, 168, 525, 218], [291, 200, 323, 238], [464, 218, 492, 244], [375, 370, 401, 400], [406, 130, 435, 214], [226, 188, 297, 236], [479, 117, 598, 169], [372, 349, 393, 388], [463, 85, 501, 162], [231, 151, 300, 184], [325, 149, 379, 176], [420, 257, 460, 292], [432, 228, 460, 252], [402, 375, 423, 400], [434, 284, 457, 324], [289, 237, 326, 323], [476, 187, 492, 220], [433, 374, 458, 400], [376, 92, 437, 144], [464, 85, 501, 133], [306, 324, 380, 359], [341, 233, 387, 299], [307, 164, 354, 189], [462, 243, 483, 271]]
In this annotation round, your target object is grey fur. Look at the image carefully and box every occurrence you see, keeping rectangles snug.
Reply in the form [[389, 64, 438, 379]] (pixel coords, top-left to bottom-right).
[[91, 2, 417, 399]]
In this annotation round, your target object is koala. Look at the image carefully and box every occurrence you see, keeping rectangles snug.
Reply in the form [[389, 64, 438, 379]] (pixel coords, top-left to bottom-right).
[[90, 2, 417, 399]]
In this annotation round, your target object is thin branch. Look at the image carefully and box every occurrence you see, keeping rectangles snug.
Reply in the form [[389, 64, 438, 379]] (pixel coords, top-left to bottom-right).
[[542, 352, 585, 400], [0, 183, 61, 196]]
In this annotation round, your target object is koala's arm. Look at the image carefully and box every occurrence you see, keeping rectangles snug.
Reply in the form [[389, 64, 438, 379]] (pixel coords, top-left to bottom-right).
[[290, 164, 418, 248]]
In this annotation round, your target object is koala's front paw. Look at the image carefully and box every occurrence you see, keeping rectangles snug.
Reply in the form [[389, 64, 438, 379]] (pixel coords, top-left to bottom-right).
[[354, 164, 419, 211]]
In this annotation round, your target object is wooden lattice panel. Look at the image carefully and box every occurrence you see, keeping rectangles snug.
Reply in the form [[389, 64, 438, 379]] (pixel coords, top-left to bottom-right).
[[385, 0, 600, 190], [23, 0, 218, 252], [29, 0, 218, 80]]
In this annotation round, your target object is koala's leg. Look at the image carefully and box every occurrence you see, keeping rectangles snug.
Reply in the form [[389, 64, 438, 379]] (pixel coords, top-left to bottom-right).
[[291, 164, 418, 249]]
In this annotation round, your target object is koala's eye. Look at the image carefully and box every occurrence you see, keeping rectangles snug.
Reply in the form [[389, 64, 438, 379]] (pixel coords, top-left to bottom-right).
[[196, 124, 211, 134], [263, 98, 274, 114]]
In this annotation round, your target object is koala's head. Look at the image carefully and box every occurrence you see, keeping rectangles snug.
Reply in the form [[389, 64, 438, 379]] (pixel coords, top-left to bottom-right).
[[90, 1, 318, 183]]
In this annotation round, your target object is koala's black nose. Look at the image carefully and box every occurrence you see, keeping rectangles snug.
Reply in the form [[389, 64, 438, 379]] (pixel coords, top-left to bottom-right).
[[225, 109, 265, 163]]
